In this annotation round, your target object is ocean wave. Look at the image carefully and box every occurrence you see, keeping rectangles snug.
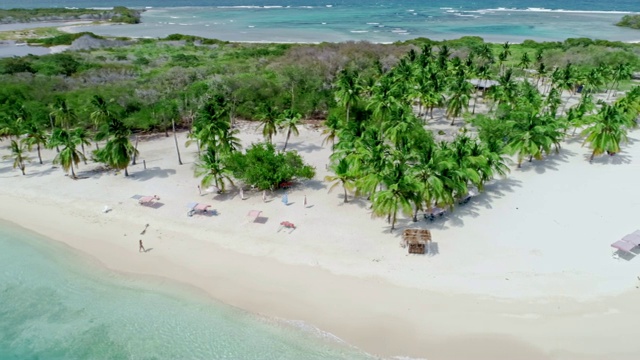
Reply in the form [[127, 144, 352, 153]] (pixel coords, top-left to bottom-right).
[[214, 5, 325, 10], [471, 7, 636, 15], [366, 22, 379, 25], [350, 30, 369, 33]]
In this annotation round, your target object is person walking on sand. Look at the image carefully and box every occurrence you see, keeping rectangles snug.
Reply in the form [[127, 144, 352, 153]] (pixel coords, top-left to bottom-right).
[[262, 190, 267, 202], [304, 195, 307, 207], [240, 187, 244, 200], [139, 239, 146, 253], [198, 185, 201, 195]]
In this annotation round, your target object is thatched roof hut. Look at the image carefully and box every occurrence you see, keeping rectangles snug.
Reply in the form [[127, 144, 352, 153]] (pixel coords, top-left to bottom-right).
[[402, 229, 432, 254]]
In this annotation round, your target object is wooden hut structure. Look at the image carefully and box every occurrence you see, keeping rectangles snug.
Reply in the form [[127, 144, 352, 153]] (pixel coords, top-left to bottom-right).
[[402, 229, 432, 254]]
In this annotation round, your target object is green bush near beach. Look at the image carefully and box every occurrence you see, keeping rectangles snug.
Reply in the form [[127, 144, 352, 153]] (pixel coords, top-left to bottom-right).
[[616, 15, 640, 29], [26, 32, 103, 46]]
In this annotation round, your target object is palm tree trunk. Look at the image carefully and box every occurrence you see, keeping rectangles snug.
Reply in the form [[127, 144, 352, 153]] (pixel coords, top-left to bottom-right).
[[81, 143, 87, 164], [172, 118, 182, 165], [20, 162, 25, 175], [124, 167, 129, 177], [561, 93, 574, 114], [590, 150, 596, 162], [70, 163, 76, 179], [412, 205, 419, 222], [37, 143, 42, 164], [132, 136, 139, 165], [283, 130, 291, 151], [343, 185, 348, 203], [472, 92, 478, 114], [49, 114, 60, 153], [95, 142, 99, 151], [391, 212, 397, 231]]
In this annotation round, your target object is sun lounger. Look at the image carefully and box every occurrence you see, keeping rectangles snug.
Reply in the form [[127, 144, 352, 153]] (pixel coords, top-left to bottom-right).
[[611, 239, 636, 253], [139, 195, 160, 205], [611, 230, 640, 258], [424, 207, 446, 221], [280, 221, 296, 229], [621, 231, 640, 247], [187, 202, 213, 216]]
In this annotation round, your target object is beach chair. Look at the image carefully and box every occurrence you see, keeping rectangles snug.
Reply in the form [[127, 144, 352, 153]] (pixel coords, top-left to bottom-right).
[[187, 202, 212, 216], [424, 207, 446, 221], [139, 195, 160, 205], [280, 221, 296, 229], [611, 230, 640, 259]]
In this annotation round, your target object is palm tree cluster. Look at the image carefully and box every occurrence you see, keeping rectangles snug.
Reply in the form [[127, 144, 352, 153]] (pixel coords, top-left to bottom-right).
[[189, 95, 241, 192], [0, 94, 139, 178], [257, 103, 302, 151], [325, 45, 511, 230], [324, 43, 640, 230]]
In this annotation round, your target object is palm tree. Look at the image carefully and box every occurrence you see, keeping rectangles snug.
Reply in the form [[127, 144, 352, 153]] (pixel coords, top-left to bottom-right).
[[49, 128, 85, 179], [335, 69, 362, 124], [582, 102, 629, 162], [89, 95, 116, 134], [2, 140, 31, 175], [607, 63, 633, 99], [535, 62, 547, 89], [498, 42, 511, 75], [20, 121, 47, 164], [258, 102, 280, 144], [370, 156, 417, 231], [101, 134, 138, 176], [322, 114, 341, 147], [50, 97, 77, 130], [95, 118, 137, 176], [279, 109, 301, 151], [446, 76, 473, 125], [518, 52, 531, 81], [194, 146, 234, 193], [506, 110, 561, 167], [324, 157, 356, 203], [73, 127, 92, 164]]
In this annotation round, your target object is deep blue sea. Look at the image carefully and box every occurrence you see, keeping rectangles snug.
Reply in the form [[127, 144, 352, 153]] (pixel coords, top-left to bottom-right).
[[0, 222, 373, 359], [3, 1, 640, 42]]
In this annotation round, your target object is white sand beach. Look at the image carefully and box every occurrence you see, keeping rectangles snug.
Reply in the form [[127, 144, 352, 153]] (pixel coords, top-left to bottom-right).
[[2, 120, 640, 359]]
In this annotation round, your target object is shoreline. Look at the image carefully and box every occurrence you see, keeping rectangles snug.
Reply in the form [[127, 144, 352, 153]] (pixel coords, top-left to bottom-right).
[[3, 194, 638, 360], [2, 125, 640, 359]]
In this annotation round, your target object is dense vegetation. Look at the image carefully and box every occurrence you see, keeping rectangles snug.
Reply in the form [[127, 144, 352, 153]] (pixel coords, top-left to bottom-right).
[[616, 15, 640, 30], [323, 42, 640, 229], [0, 7, 142, 24], [1, 34, 639, 219]]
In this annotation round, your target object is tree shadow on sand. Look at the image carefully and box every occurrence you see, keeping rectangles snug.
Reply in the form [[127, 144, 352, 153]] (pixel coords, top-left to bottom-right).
[[282, 141, 325, 153], [377, 176, 522, 234], [129, 167, 177, 181], [587, 151, 632, 165], [515, 148, 575, 175]]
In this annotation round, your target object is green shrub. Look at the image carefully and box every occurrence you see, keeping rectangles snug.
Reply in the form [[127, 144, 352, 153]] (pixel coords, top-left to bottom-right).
[[225, 142, 315, 190], [616, 15, 640, 29]]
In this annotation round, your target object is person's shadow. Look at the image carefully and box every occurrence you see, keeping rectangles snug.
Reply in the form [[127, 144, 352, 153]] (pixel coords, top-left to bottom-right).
[[144, 248, 154, 253]]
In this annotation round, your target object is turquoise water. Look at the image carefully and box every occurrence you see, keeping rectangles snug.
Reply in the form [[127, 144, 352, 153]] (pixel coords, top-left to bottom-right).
[[7, 1, 640, 43], [0, 222, 374, 359]]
